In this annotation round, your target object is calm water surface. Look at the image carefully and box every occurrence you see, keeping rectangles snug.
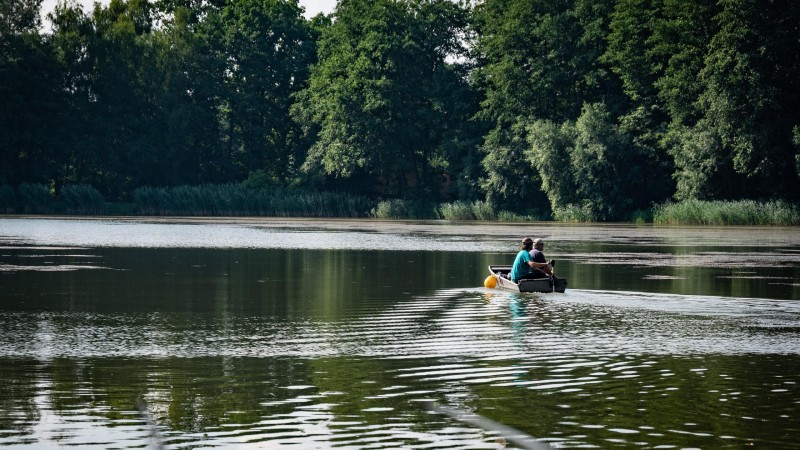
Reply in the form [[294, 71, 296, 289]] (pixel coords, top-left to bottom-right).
[[1, 217, 799, 449]]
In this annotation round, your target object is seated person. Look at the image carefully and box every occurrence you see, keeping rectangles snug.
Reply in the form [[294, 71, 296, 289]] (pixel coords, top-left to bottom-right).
[[528, 238, 554, 279], [510, 237, 552, 282]]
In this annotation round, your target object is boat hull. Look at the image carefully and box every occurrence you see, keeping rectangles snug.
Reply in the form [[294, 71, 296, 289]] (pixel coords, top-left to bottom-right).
[[488, 265, 567, 293]]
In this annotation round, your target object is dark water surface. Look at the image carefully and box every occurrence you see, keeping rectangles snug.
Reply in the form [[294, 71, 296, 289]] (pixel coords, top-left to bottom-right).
[[1, 217, 799, 449]]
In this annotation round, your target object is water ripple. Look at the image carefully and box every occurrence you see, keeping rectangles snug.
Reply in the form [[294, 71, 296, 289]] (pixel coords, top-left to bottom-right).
[[2, 284, 800, 448], [3, 288, 800, 360]]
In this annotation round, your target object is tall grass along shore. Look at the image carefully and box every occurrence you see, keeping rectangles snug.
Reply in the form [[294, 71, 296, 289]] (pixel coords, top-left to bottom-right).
[[1, 183, 797, 225], [1, 183, 374, 218], [653, 200, 799, 226], [133, 185, 374, 218]]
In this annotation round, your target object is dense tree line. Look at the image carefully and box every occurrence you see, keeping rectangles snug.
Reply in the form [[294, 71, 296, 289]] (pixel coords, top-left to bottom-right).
[[2, 0, 799, 219]]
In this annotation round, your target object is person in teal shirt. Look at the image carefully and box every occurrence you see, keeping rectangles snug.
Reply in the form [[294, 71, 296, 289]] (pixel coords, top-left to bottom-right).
[[510, 237, 552, 282]]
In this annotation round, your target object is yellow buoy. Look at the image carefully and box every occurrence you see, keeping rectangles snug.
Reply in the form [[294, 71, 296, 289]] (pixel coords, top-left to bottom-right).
[[484, 275, 497, 289]]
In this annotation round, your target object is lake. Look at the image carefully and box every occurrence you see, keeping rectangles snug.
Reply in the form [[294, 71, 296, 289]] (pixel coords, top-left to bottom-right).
[[1, 217, 799, 449]]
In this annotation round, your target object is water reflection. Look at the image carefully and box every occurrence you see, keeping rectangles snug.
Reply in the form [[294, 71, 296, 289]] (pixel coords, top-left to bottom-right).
[[2, 218, 799, 301], [2, 287, 799, 448], [1, 218, 799, 449]]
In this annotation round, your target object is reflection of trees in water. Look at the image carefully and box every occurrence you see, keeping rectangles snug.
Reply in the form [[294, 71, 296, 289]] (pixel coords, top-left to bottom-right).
[[2, 234, 799, 447], [0, 360, 41, 437], [4, 293, 800, 448], [0, 355, 496, 447], [3, 357, 314, 432]]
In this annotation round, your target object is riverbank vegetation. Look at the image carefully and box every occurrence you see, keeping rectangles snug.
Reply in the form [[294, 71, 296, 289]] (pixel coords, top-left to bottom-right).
[[653, 200, 800, 226], [4, 182, 798, 225], [3, 0, 799, 225]]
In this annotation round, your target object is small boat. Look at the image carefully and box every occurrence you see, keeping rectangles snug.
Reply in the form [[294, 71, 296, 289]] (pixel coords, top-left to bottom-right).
[[487, 265, 567, 293]]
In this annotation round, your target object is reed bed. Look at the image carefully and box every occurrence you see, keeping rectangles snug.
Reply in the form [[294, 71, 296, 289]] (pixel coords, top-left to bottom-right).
[[438, 200, 497, 220], [60, 184, 105, 214], [437, 200, 472, 220], [133, 184, 375, 217], [653, 199, 800, 226], [0, 183, 107, 214], [5, 182, 796, 226], [552, 204, 596, 222], [495, 210, 544, 222], [385, 200, 543, 222], [0, 185, 15, 214], [370, 199, 440, 220], [17, 183, 57, 214]]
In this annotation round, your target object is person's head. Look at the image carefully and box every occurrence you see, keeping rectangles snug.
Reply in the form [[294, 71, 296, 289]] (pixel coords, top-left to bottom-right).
[[533, 238, 544, 250], [521, 237, 533, 250]]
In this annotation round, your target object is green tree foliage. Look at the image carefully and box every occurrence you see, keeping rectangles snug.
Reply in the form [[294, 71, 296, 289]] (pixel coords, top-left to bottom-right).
[[480, 123, 547, 213], [646, 0, 717, 201], [672, 0, 800, 200], [473, 0, 617, 213], [72, 0, 157, 196], [292, 0, 476, 198], [604, 0, 659, 106], [217, 0, 315, 183], [473, 0, 614, 123], [41, 0, 315, 199], [47, 1, 95, 192], [0, 0, 40, 35], [0, 0, 64, 186], [525, 120, 575, 214], [650, 0, 717, 125], [47, 0, 178, 196], [151, 5, 230, 185], [794, 126, 800, 178], [3, 0, 800, 217], [527, 103, 660, 220], [601, 0, 681, 206], [601, 0, 800, 204]]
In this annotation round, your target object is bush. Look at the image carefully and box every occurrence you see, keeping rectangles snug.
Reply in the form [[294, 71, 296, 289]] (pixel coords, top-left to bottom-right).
[[241, 170, 279, 190], [60, 184, 105, 215]]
